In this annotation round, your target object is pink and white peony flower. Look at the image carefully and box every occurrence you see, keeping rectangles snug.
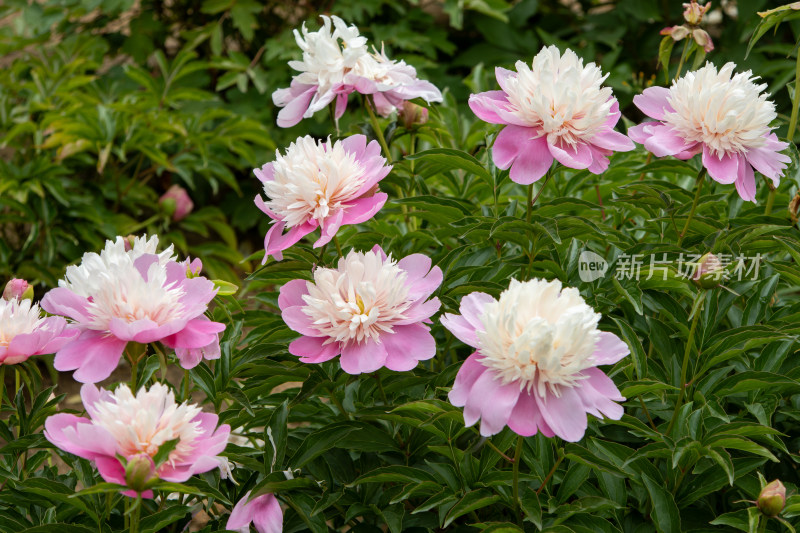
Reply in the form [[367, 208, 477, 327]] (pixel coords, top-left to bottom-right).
[[441, 278, 629, 442], [45, 383, 230, 497], [0, 298, 78, 366], [273, 15, 441, 127], [227, 491, 283, 533], [254, 135, 391, 262], [279, 245, 442, 374], [629, 62, 790, 202], [469, 46, 634, 184], [41, 235, 225, 383]]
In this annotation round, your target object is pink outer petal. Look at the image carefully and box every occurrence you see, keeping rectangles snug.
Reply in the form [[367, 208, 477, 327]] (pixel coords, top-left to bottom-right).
[[642, 124, 693, 157], [228, 492, 283, 533], [746, 133, 791, 186], [371, 244, 388, 260], [254, 194, 280, 221], [161, 318, 225, 350], [440, 314, 479, 348], [448, 352, 489, 407], [174, 332, 221, 369], [468, 90, 511, 125], [495, 67, 516, 94], [278, 279, 310, 310], [95, 456, 127, 486], [340, 193, 389, 226], [274, 84, 317, 128], [44, 414, 119, 461], [633, 86, 673, 120], [341, 134, 367, 159], [339, 340, 387, 374], [263, 220, 316, 264], [548, 139, 592, 170], [282, 306, 318, 337], [535, 385, 589, 442], [54, 331, 127, 384], [382, 323, 436, 371], [507, 391, 555, 438], [253, 163, 274, 184], [577, 367, 625, 420], [40, 287, 92, 323], [506, 132, 554, 185], [440, 292, 494, 348], [397, 255, 443, 300], [590, 129, 635, 153], [627, 122, 653, 145], [702, 145, 739, 185], [587, 145, 612, 174], [289, 336, 340, 363], [397, 297, 440, 325], [735, 153, 757, 203], [315, 209, 345, 248], [463, 370, 520, 436], [592, 332, 630, 365], [335, 91, 350, 119]]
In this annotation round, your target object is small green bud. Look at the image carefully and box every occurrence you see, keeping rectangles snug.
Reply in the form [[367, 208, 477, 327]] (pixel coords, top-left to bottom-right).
[[757, 479, 786, 517]]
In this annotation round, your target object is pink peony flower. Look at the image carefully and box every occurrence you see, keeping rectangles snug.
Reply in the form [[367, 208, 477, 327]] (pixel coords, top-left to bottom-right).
[[273, 15, 441, 127], [0, 298, 78, 366], [3, 278, 33, 301], [159, 184, 194, 221], [254, 135, 391, 262], [441, 278, 629, 442], [629, 63, 790, 202], [469, 46, 634, 185], [279, 245, 442, 374], [45, 383, 230, 498], [227, 491, 283, 533], [41, 235, 225, 383]]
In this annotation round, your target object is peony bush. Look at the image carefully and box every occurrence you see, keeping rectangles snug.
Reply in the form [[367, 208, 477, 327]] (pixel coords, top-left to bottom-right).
[[2, 2, 800, 533]]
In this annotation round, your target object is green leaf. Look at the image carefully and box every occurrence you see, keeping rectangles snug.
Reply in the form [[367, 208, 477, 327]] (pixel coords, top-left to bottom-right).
[[140, 506, 191, 533], [641, 473, 682, 533], [611, 318, 647, 379], [152, 438, 180, 468], [443, 490, 501, 528], [289, 422, 359, 468], [405, 148, 493, 188]]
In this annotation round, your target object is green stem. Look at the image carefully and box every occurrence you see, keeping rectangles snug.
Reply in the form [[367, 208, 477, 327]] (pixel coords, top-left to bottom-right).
[[484, 437, 514, 462], [130, 495, 142, 533], [529, 169, 553, 217], [536, 449, 564, 495], [757, 515, 768, 533], [666, 291, 704, 436], [374, 373, 388, 405], [678, 168, 706, 247], [526, 183, 534, 223], [512, 435, 524, 525], [327, 384, 350, 419], [674, 38, 691, 81], [787, 47, 800, 143], [765, 187, 776, 216], [364, 95, 392, 163], [333, 235, 344, 258]]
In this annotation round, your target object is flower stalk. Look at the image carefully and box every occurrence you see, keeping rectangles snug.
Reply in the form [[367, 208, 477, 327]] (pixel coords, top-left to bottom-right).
[[365, 95, 392, 162], [678, 168, 706, 247], [666, 290, 705, 435]]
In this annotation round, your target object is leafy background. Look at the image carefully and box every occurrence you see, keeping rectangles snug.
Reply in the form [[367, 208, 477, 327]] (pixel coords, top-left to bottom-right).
[[2, 0, 800, 532]]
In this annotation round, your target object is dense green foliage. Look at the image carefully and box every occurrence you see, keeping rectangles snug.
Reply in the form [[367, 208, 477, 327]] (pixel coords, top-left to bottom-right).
[[2, 1, 800, 533]]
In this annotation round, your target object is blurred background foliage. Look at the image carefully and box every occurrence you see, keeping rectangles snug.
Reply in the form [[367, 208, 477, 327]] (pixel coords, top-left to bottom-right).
[[0, 0, 796, 286]]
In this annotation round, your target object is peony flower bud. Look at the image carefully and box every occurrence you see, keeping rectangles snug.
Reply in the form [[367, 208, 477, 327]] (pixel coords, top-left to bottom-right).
[[399, 101, 429, 129], [124, 454, 157, 494], [692, 253, 724, 289], [757, 479, 786, 517], [683, 0, 711, 25], [661, 25, 690, 41], [789, 191, 800, 223], [159, 185, 194, 221], [3, 279, 33, 301], [692, 28, 714, 52]]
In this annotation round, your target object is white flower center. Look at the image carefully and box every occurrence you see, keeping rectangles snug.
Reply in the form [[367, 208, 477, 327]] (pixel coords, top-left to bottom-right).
[[476, 278, 600, 396], [86, 261, 185, 331], [0, 299, 44, 347], [91, 384, 201, 464], [504, 46, 613, 146], [61, 235, 175, 298], [664, 62, 775, 156], [290, 15, 369, 99], [263, 136, 368, 228], [301, 250, 411, 345]]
